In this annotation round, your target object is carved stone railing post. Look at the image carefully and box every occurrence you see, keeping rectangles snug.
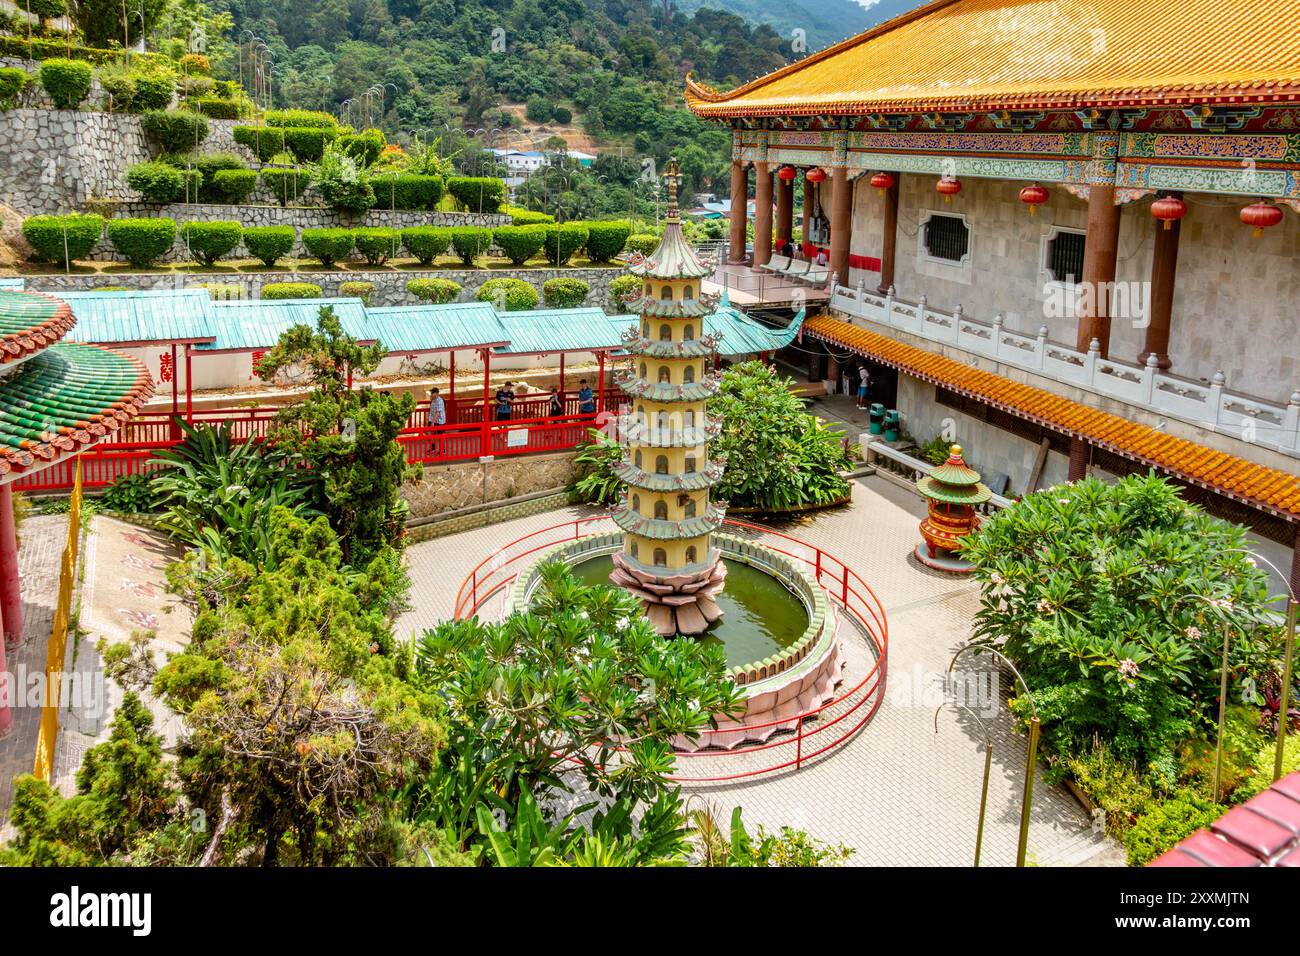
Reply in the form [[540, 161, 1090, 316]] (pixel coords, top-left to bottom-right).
[[1084, 337, 1100, 384], [1035, 325, 1048, 370], [1209, 371, 1226, 429]]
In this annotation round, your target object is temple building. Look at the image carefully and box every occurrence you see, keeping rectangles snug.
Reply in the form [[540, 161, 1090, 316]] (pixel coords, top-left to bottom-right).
[[686, 0, 1300, 589], [609, 161, 729, 636]]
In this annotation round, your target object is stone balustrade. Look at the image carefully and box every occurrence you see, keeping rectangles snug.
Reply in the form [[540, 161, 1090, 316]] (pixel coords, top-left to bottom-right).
[[830, 282, 1300, 460]]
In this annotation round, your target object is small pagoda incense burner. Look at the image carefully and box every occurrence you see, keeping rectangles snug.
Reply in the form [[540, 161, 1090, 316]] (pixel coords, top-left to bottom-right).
[[915, 444, 991, 573]]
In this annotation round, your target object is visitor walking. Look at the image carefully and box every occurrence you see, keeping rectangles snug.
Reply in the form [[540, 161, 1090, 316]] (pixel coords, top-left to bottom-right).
[[815, 247, 829, 267], [495, 381, 515, 421], [856, 365, 871, 409], [427, 387, 446, 426], [577, 378, 596, 414]]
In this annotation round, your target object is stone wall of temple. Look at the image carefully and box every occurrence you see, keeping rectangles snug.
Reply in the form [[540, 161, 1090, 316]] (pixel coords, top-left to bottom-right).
[[401, 451, 578, 519], [848, 173, 1300, 404]]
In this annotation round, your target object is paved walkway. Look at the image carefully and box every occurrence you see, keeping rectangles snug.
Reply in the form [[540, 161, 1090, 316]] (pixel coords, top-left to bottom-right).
[[399, 476, 1124, 866]]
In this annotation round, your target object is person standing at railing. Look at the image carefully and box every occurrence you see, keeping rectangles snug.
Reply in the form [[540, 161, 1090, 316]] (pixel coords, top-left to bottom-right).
[[577, 379, 595, 415], [427, 387, 446, 426], [548, 386, 563, 418], [495, 382, 515, 421]]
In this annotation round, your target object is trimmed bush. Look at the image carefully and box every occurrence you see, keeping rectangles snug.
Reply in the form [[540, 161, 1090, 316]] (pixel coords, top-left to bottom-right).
[[97, 66, 136, 111], [406, 278, 461, 303], [38, 58, 92, 109], [141, 109, 208, 153], [625, 232, 659, 257], [281, 126, 337, 163], [400, 226, 451, 266], [1123, 793, 1223, 867], [0, 67, 30, 109], [504, 205, 554, 225], [492, 225, 547, 266], [243, 226, 296, 267], [477, 277, 538, 312], [177, 74, 214, 99], [260, 166, 310, 206], [264, 109, 336, 129], [131, 69, 176, 111], [607, 274, 641, 313], [352, 227, 402, 266], [339, 280, 376, 304], [553, 106, 572, 124], [21, 213, 104, 266], [338, 128, 386, 167], [542, 223, 590, 266], [300, 228, 354, 266], [233, 125, 285, 161], [126, 161, 184, 202], [449, 227, 493, 266], [185, 96, 243, 119], [446, 176, 506, 213], [209, 168, 258, 204], [583, 220, 632, 263], [107, 217, 177, 268], [262, 282, 322, 300], [542, 277, 590, 308], [370, 173, 445, 210], [182, 220, 242, 266]]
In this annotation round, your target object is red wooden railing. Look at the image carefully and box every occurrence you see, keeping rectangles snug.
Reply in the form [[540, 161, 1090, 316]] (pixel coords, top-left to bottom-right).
[[14, 387, 623, 494], [453, 515, 889, 781]]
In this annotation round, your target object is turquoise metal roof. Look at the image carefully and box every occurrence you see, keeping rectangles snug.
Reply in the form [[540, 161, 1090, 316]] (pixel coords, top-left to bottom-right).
[[199, 297, 372, 352], [364, 302, 508, 354], [0, 278, 24, 290], [60, 288, 216, 346], [493, 307, 630, 355], [705, 298, 806, 357]]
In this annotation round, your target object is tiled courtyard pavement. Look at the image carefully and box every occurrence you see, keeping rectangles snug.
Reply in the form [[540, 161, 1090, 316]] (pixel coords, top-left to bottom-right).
[[399, 474, 1125, 867]]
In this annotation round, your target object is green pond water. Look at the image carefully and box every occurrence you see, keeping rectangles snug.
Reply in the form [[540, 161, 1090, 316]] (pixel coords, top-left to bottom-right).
[[568, 555, 808, 670]]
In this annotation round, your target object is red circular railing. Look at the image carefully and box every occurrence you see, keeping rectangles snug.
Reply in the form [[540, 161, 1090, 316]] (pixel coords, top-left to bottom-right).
[[452, 515, 888, 782]]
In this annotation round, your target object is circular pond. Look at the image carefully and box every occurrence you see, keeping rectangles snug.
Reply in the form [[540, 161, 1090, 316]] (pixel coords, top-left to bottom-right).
[[568, 554, 808, 670]]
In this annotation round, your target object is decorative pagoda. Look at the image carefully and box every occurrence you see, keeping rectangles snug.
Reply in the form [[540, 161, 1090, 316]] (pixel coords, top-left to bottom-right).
[[915, 444, 992, 574], [609, 160, 728, 636]]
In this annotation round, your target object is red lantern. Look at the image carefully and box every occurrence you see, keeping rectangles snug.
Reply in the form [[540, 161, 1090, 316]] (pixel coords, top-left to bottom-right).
[[1150, 194, 1186, 231], [1019, 183, 1049, 217], [1240, 201, 1283, 238], [870, 171, 894, 196], [777, 165, 797, 181], [805, 167, 827, 184], [936, 177, 961, 203]]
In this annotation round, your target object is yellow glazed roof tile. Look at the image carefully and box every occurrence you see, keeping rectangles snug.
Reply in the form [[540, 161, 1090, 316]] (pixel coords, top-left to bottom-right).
[[805, 313, 1300, 518], [685, 0, 1300, 117]]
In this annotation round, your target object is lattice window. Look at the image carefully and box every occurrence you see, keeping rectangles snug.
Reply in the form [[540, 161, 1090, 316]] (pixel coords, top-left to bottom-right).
[[1047, 230, 1086, 284], [924, 214, 969, 263]]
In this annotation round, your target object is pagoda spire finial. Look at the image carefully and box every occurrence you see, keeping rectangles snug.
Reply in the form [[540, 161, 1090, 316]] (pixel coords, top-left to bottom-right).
[[664, 157, 682, 223]]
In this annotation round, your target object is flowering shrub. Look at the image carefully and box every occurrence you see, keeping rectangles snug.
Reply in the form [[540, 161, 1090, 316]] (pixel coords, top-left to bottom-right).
[[962, 474, 1276, 766]]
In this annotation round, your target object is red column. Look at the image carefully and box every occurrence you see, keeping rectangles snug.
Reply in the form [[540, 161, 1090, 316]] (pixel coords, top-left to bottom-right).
[[729, 160, 749, 263], [878, 175, 900, 293], [480, 348, 492, 455], [1068, 438, 1090, 481], [1139, 198, 1180, 370], [775, 173, 793, 247], [597, 352, 606, 413], [448, 350, 456, 402], [169, 343, 180, 440], [753, 162, 772, 267], [1076, 185, 1122, 356], [184, 344, 193, 423], [830, 166, 853, 287], [0, 483, 22, 650], [558, 352, 565, 406], [0, 621, 10, 737]]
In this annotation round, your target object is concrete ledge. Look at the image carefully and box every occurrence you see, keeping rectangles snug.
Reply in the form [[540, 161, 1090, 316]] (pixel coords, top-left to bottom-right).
[[404, 489, 573, 543]]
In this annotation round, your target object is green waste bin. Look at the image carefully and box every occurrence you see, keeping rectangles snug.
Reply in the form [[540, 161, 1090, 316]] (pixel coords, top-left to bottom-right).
[[883, 409, 900, 442], [868, 403, 885, 435]]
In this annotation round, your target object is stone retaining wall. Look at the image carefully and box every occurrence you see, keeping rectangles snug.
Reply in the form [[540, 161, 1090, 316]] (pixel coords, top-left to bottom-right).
[[401, 451, 578, 520], [23, 264, 626, 308]]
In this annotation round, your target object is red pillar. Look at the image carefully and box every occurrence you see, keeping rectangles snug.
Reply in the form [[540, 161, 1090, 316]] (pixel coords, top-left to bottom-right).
[[0, 620, 10, 737], [184, 344, 193, 423], [169, 343, 179, 439], [1139, 196, 1180, 370], [753, 162, 773, 267], [1068, 437, 1090, 482], [0, 483, 22, 651], [480, 348, 492, 455], [830, 166, 853, 287], [558, 352, 565, 403], [878, 175, 900, 294], [448, 350, 456, 402], [597, 352, 606, 413], [1076, 185, 1122, 356], [729, 160, 749, 263], [775, 173, 793, 247]]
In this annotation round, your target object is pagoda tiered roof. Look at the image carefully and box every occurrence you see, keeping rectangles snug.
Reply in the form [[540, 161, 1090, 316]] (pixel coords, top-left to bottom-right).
[[613, 458, 726, 492], [0, 291, 77, 365], [617, 416, 723, 447], [917, 445, 993, 506], [615, 369, 722, 403], [623, 296, 714, 319], [626, 161, 715, 281], [610, 501, 728, 539]]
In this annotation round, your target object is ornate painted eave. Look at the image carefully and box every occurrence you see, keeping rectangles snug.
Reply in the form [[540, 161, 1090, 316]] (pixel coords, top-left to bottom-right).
[[623, 296, 714, 318], [0, 290, 77, 366], [617, 416, 723, 447], [615, 371, 722, 403]]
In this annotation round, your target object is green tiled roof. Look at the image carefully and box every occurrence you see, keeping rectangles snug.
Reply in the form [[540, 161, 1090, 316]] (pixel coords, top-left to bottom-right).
[[616, 371, 722, 402], [0, 341, 153, 478], [365, 302, 508, 353], [60, 288, 217, 346], [917, 475, 993, 505], [0, 290, 76, 364], [627, 296, 713, 318], [492, 308, 628, 355], [199, 298, 372, 352], [610, 501, 726, 539], [614, 458, 724, 491], [626, 220, 714, 281]]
